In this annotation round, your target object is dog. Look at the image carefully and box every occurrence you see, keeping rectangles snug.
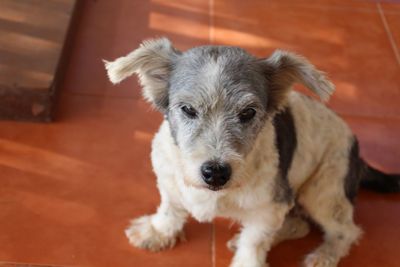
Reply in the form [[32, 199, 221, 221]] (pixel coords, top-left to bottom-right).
[[104, 38, 400, 267]]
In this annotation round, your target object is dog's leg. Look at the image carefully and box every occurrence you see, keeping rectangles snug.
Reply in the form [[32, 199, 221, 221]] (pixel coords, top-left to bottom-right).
[[272, 214, 310, 246], [299, 168, 362, 267], [125, 190, 188, 252], [302, 202, 361, 267], [228, 214, 310, 252], [229, 205, 289, 267]]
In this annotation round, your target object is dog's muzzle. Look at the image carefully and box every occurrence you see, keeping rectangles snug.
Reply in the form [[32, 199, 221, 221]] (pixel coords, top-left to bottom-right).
[[201, 161, 232, 190]]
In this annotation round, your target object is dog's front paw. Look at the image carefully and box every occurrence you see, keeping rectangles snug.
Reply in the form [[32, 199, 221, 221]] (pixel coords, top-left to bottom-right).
[[230, 254, 268, 267], [303, 251, 337, 267], [125, 215, 184, 252]]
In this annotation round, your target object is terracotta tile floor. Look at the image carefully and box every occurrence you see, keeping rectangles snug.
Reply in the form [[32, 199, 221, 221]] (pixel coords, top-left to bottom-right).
[[1, 0, 400, 266]]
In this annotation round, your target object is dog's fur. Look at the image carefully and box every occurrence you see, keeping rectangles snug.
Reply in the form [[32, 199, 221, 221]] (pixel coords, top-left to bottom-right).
[[104, 38, 400, 267]]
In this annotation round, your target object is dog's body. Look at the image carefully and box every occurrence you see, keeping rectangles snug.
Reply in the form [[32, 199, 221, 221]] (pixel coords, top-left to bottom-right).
[[105, 38, 400, 267], [151, 91, 353, 223]]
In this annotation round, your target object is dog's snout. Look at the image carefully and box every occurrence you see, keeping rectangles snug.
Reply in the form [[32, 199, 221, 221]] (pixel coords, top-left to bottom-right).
[[201, 161, 232, 188]]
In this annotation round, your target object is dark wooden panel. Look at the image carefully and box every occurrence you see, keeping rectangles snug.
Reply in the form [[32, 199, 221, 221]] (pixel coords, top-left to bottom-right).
[[0, 0, 78, 121]]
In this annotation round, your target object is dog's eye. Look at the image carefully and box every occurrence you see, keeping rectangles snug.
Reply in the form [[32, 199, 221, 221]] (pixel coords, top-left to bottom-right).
[[181, 105, 198, 119], [239, 108, 256, 123]]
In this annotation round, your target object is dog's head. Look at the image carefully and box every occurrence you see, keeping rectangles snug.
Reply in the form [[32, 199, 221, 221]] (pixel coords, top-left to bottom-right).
[[104, 38, 334, 191]]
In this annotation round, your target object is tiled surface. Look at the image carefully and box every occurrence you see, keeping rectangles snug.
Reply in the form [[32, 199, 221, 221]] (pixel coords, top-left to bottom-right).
[[381, 3, 400, 65], [381, 2, 400, 13], [0, 0, 400, 267]]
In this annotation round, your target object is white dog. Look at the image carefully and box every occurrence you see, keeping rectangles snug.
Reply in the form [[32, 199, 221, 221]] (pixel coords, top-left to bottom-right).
[[104, 38, 400, 267]]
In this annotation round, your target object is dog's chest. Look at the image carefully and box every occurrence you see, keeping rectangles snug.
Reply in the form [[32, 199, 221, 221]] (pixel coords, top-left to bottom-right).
[[179, 189, 220, 222], [179, 189, 235, 222], [179, 179, 272, 222]]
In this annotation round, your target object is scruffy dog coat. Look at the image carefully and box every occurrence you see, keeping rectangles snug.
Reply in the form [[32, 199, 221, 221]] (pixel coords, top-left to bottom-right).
[[105, 38, 400, 267]]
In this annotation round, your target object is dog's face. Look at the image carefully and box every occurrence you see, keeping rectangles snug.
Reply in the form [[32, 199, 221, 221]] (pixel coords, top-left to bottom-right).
[[105, 38, 334, 191], [166, 47, 269, 190]]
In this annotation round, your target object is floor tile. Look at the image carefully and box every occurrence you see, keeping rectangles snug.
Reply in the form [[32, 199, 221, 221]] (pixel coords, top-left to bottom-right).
[[213, 1, 400, 118], [0, 93, 212, 267], [381, 1, 400, 13], [64, 0, 210, 98], [381, 4, 400, 64]]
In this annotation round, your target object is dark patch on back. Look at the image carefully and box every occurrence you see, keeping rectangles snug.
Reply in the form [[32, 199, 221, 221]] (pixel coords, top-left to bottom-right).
[[344, 138, 364, 203], [273, 107, 296, 203]]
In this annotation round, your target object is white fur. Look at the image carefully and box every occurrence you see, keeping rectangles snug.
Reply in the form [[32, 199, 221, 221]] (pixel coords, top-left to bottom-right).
[[124, 91, 362, 267]]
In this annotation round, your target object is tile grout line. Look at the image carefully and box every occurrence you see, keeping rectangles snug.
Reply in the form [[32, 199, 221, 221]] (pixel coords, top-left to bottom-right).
[[209, 0, 215, 44], [211, 222, 216, 267], [377, 2, 400, 66]]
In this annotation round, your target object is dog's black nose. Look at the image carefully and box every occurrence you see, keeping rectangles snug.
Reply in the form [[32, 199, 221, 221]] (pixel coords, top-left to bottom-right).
[[201, 161, 232, 188]]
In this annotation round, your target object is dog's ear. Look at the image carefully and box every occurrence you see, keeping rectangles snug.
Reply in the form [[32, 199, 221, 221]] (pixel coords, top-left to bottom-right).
[[104, 37, 181, 112], [261, 50, 335, 112]]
